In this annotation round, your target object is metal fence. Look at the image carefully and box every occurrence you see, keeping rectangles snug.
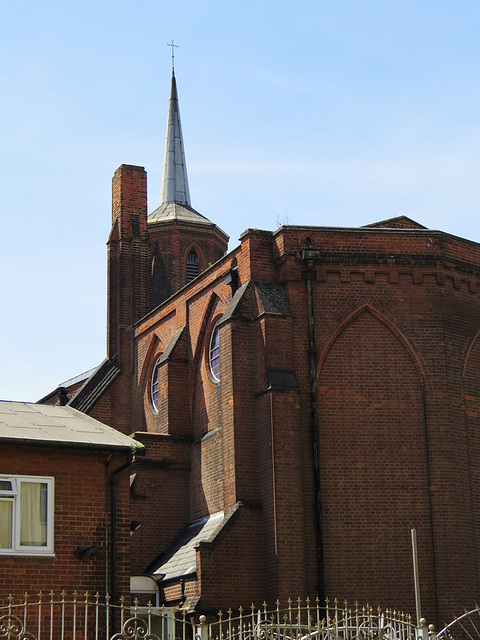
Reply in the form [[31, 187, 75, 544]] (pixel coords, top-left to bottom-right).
[[435, 607, 480, 640], [0, 592, 422, 640]]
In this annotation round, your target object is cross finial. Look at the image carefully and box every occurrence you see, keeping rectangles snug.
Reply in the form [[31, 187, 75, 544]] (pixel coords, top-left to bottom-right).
[[167, 40, 178, 73]]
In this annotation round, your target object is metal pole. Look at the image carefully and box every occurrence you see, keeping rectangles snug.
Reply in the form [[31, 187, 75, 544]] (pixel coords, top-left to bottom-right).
[[411, 528, 422, 627]]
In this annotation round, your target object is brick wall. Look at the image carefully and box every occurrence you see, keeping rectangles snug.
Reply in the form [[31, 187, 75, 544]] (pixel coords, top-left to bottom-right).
[[129, 432, 191, 574], [68, 167, 480, 624], [0, 445, 131, 602], [196, 504, 264, 611], [126, 222, 480, 620], [149, 221, 228, 307]]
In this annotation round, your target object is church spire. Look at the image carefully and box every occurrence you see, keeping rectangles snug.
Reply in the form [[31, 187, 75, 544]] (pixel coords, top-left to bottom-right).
[[148, 63, 228, 238], [146, 62, 229, 304], [149, 69, 216, 225], [158, 71, 191, 207]]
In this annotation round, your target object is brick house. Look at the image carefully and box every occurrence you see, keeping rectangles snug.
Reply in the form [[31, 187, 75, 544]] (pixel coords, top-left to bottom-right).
[[0, 401, 141, 602], [40, 71, 480, 623]]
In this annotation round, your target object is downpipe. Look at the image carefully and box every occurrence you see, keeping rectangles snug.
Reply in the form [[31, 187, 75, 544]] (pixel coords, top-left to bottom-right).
[[302, 248, 325, 602]]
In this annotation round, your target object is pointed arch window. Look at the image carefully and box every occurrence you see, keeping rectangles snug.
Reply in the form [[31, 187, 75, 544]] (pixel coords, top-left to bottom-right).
[[186, 250, 199, 283], [150, 357, 161, 413], [209, 324, 221, 382]]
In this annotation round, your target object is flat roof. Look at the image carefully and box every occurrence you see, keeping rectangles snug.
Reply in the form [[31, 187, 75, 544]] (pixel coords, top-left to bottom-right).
[[0, 401, 142, 450]]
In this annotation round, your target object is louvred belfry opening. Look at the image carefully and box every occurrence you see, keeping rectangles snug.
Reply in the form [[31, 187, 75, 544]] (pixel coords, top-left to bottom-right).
[[186, 250, 199, 282]]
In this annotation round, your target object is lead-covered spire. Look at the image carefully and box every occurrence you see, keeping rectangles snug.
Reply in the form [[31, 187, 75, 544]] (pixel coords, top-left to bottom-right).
[[148, 62, 229, 234], [158, 72, 191, 207], [149, 71, 217, 225]]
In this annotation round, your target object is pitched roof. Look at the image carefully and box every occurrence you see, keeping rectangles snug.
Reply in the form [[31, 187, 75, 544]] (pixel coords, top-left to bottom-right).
[[362, 215, 428, 229], [0, 401, 142, 450], [68, 356, 121, 413], [148, 202, 214, 225], [148, 511, 225, 581]]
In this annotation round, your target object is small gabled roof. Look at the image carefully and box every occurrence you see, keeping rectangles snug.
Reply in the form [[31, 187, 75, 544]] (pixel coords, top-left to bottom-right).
[[148, 511, 225, 581], [362, 215, 428, 230], [0, 401, 142, 450], [68, 356, 121, 413]]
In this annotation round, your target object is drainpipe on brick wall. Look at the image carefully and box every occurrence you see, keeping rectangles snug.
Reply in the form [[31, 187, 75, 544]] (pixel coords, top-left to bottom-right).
[[111, 451, 134, 611], [421, 384, 440, 628], [105, 454, 112, 600], [302, 248, 325, 602]]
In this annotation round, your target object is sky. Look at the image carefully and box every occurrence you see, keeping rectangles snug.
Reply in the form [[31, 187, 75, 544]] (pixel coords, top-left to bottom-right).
[[2, 0, 480, 402]]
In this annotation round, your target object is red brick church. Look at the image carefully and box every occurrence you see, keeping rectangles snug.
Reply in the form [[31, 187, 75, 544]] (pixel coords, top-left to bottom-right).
[[42, 71, 480, 623]]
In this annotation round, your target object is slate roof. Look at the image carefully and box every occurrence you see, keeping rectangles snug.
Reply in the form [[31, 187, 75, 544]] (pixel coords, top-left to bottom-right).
[[68, 356, 121, 413], [255, 282, 291, 316], [149, 512, 225, 581], [267, 369, 299, 391], [149, 202, 214, 226], [59, 367, 97, 388], [0, 401, 142, 450]]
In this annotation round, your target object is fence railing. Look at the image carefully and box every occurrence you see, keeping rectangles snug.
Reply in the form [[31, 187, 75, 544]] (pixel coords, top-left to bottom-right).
[[0, 592, 421, 640]]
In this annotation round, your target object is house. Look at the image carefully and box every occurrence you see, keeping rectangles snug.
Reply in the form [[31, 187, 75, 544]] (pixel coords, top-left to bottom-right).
[[0, 401, 142, 602], [40, 71, 480, 623]]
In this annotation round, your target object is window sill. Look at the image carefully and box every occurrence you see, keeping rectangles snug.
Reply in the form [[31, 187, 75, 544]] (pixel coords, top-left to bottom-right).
[[0, 551, 55, 557]]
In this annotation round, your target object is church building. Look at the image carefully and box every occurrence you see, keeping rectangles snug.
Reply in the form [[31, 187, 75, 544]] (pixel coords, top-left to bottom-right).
[[41, 70, 480, 624]]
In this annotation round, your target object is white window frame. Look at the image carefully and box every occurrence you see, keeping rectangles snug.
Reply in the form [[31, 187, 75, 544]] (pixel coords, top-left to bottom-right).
[[0, 475, 54, 556]]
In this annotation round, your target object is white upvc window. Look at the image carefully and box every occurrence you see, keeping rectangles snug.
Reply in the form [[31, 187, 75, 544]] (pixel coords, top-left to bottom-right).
[[0, 475, 54, 555]]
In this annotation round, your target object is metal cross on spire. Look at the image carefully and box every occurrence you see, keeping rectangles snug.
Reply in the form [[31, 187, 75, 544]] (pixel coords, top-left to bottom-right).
[[167, 40, 178, 73]]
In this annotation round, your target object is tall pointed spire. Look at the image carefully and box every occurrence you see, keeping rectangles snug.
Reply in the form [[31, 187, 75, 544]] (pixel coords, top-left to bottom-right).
[[158, 71, 191, 207], [149, 71, 214, 225], [146, 63, 229, 303]]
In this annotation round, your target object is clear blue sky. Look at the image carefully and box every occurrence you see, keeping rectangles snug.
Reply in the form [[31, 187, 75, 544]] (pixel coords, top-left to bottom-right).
[[2, 0, 480, 401]]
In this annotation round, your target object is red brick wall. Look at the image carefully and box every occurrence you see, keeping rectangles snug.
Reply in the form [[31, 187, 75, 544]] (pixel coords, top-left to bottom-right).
[[106, 165, 151, 435], [149, 220, 228, 307], [462, 332, 480, 609], [112, 216, 480, 619], [129, 433, 191, 574], [0, 445, 131, 602], [196, 504, 264, 611], [318, 310, 429, 613]]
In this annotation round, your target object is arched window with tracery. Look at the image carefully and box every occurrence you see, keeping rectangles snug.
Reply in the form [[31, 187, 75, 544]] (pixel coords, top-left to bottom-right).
[[186, 250, 199, 283]]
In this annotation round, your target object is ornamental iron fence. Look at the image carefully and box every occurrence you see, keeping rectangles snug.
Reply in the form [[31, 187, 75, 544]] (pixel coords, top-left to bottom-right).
[[0, 592, 433, 640], [435, 607, 480, 640]]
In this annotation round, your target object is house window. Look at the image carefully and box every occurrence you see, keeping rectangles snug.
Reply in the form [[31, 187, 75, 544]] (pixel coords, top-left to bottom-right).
[[150, 357, 161, 412], [0, 476, 54, 555], [186, 250, 199, 283], [209, 325, 221, 382]]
